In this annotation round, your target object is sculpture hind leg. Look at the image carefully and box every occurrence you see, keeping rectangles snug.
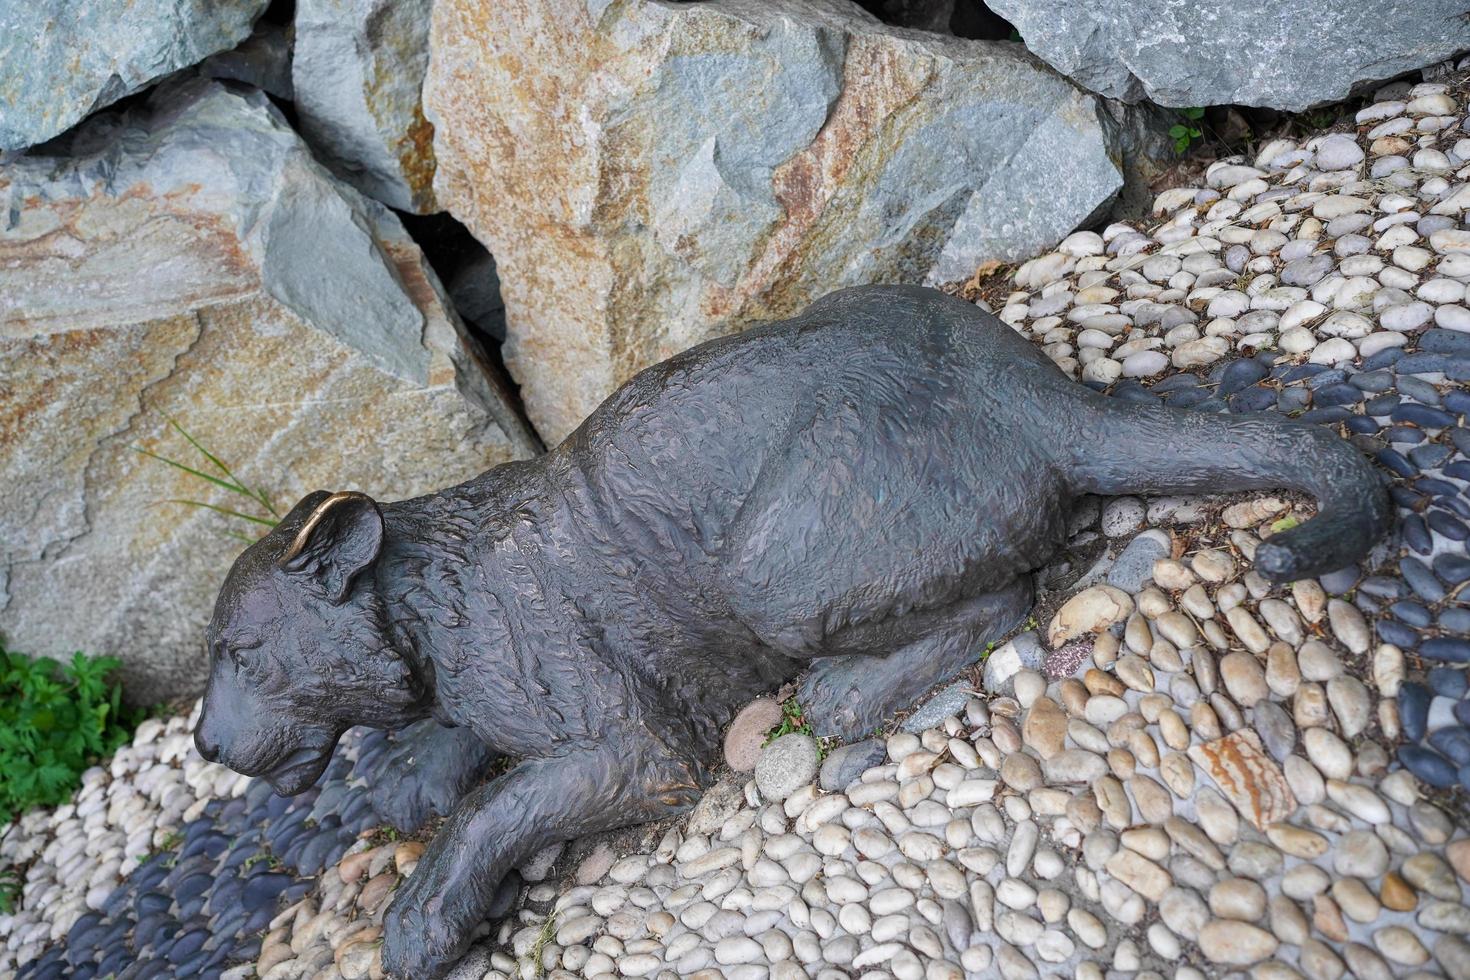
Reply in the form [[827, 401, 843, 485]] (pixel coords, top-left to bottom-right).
[[800, 577, 1033, 740]]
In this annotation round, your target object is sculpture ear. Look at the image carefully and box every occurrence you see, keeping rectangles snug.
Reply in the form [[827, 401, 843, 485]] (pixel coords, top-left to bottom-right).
[[278, 491, 384, 604]]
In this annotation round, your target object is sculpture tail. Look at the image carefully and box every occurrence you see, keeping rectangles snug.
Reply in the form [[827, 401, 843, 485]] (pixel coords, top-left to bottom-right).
[[1072, 398, 1392, 582]]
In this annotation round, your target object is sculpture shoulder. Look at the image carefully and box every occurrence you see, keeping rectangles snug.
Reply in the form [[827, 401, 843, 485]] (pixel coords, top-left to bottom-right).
[[411, 500, 647, 756]]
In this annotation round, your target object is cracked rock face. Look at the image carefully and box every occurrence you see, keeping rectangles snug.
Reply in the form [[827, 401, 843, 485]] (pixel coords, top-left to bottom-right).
[[0, 80, 537, 705], [426, 0, 1132, 442], [0, 0, 269, 152], [292, 0, 438, 213], [984, 0, 1470, 110]]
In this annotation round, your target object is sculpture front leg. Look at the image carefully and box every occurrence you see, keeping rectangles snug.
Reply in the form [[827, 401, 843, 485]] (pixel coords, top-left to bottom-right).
[[369, 719, 501, 834], [380, 744, 701, 979]]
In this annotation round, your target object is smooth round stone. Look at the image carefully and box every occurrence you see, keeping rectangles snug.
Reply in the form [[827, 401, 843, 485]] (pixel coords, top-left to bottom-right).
[[1400, 684, 1432, 740], [1123, 351, 1170, 379], [1197, 920, 1278, 965], [1101, 497, 1146, 537], [818, 740, 886, 792], [725, 700, 784, 773], [1282, 255, 1334, 287], [1333, 831, 1389, 878], [1323, 135, 1364, 169], [1208, 878, 1267, 920], [755, 735, 819, 802], [1253, 701, 1295, 760]]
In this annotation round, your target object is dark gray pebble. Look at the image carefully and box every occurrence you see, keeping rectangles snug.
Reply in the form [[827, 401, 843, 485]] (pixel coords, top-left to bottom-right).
[[1401, 557, 1448, 601], [1389, 600, 1433, 627], [1421, 638, 1470, 663], [1277, 388, 1312, 412], [1409, 443, 1451, 469], [1361, 348, 1404, 371], [1400, 745, 1459, 787], [1440, 607, 1470, 633], [1401, 683, 1431, 742], [1429, 667, 1468, 700], [1319, 566, 1361, 595], [1377, 620, 1421, 650], [1428, 510, 1469, 541], [819, 739, 889, 792], [1402, 515, 1433, 554], [1375, 447, 1416, 478], [1386, 425, 1425, 444], [1352, 370, 1395, 392]]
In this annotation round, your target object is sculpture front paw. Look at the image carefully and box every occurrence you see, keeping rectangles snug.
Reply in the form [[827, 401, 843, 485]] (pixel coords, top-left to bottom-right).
[[381, 875, 469, 980]]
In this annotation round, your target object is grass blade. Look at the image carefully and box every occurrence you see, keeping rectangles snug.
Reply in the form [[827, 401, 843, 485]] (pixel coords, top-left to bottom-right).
[[162, 499, 278, 527], [167, 418, 280, 518], [133, 448, 261, 500]]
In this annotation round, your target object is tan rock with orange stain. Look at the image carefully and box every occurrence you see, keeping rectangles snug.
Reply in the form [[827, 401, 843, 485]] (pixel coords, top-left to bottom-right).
[[424, 0, 1133, 442], [0, 80, 537, 705], [1187, 730, 1297, 831]]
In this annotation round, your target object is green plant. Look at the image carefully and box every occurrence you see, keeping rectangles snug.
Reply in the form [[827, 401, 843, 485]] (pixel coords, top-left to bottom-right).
[[1269, 515, 1301, 534], [528, 913, 559, 978], [242, 851, 282, 872], [1169, 107, 1206, 154], [0, 645, 143, 827], [763, 697, 814, 746], [135, 417, 280, 543], [0, 865, 21, 914]]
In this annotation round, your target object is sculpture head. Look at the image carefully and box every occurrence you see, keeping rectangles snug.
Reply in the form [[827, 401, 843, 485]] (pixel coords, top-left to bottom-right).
[[194, 490, 431, 794]]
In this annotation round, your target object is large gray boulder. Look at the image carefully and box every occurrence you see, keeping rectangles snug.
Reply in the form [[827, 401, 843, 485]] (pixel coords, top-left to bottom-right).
[[293, 0, 438, 213], [0, 0, 268, 152], [986, 0, 1470, 110], [0, 80, 538, 705], [428, 0, 1137, 442]]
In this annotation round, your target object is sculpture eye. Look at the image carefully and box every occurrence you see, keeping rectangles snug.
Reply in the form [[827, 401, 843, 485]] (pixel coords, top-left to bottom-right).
[[227, 640, 264, 676]]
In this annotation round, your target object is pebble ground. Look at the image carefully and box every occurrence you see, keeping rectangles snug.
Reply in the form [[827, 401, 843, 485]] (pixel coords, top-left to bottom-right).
[[3, 65, 1470, 980]]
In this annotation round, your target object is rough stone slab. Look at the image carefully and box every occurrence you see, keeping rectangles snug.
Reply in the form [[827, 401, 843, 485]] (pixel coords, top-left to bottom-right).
[[293, 0, 437, 213], [199, 20, 293, 100], [0, 80, 537, 704], [1188, 730, 1298, 831], [985, 0, 1470, 110], [425, 0, 1131, 442], [0, 0, 268, 152]]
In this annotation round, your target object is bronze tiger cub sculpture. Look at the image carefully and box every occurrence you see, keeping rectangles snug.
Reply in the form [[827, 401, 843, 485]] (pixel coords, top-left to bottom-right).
[[194, 285, 1390, 977]]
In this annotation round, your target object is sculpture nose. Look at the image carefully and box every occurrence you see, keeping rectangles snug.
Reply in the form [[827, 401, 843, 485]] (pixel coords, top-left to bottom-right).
[[194, 728, 221, 763]]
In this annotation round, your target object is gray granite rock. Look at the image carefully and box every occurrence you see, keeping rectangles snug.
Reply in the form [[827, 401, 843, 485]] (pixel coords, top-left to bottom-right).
[[0, 0, 268, 151], [293, 0, 437, 212], [198, 20, 293, 100], [985, 0, 1470, 110]]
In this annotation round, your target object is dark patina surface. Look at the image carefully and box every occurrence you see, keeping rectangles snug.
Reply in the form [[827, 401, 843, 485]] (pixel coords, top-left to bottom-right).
[[194, 285, 1391, 977]]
